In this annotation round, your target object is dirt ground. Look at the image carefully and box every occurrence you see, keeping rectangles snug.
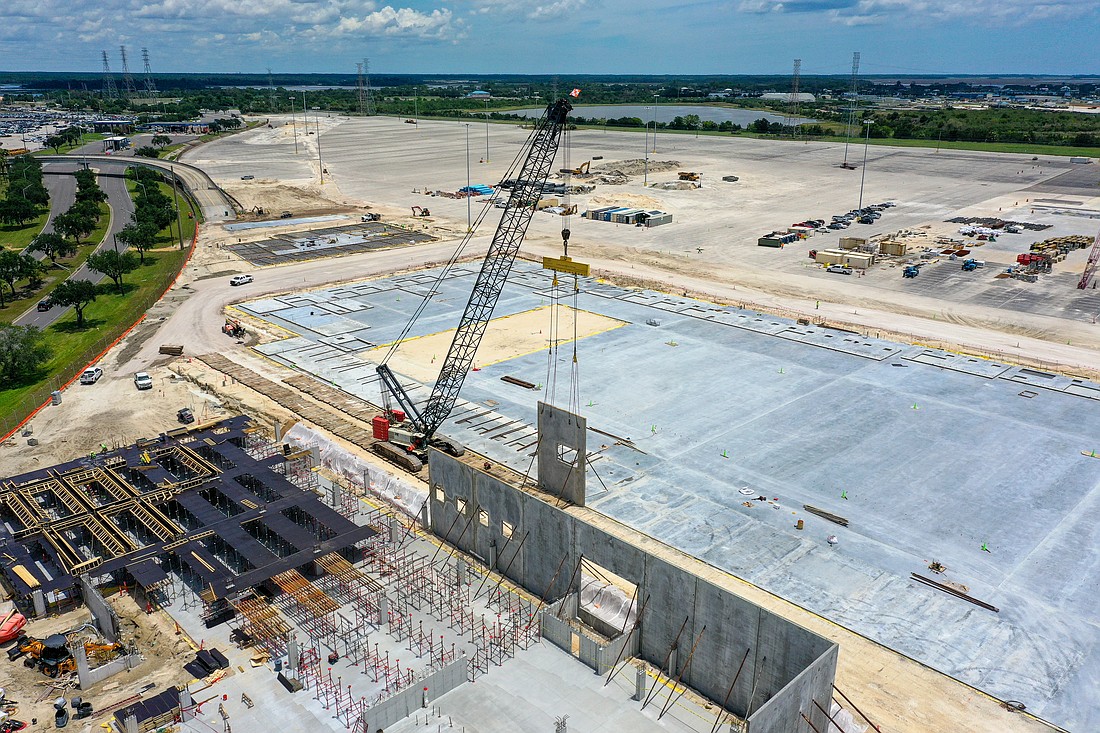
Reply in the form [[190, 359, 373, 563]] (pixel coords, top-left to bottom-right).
[[0, 594, 194, 733], [364, 305, 626, 383]]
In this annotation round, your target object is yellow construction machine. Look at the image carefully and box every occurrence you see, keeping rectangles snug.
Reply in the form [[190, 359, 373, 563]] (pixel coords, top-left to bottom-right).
[[678, 171, 700, 181]]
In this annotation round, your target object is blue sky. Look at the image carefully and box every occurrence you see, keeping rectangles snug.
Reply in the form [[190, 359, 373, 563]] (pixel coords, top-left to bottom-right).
[[3, 0, 1099, 75]]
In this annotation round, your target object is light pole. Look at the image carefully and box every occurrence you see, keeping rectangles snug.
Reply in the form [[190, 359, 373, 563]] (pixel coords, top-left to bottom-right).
[[465, 124, 471, 232], [483, 98, 490, 162], [858, 120, 873, 210], [414, 95, 418, 127], [651, 94, 659, 153], [290, 96, 298, 154], [169, 165, 184, 249], [316, 117, 324, 184]]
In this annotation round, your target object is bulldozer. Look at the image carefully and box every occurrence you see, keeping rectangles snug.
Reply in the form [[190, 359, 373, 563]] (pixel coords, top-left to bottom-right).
[[678, 171, 700, 181]]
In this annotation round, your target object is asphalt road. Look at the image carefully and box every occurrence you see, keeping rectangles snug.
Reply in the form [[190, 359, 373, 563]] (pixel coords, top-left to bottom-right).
[[131, 238, 492, 368], [37, 154, 235, 224], [15, 165, 135, 328], [38, 164, 76, 236]]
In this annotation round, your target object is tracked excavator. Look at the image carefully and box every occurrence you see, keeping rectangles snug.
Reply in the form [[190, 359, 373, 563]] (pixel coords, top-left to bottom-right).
[[372, 97, 574, 472]]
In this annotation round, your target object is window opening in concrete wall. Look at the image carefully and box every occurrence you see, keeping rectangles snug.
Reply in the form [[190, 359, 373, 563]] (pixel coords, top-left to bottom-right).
[[502, 520, 514, 538], [557, 444, 578, 466], [478, 508, 489, 527], [456, 497, 466, 515], [435, 486, 445, 502], [579, 557, 638, 636]]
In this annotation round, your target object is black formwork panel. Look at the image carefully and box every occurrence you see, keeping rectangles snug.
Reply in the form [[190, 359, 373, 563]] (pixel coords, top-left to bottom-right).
[[213, 523, 279, 569]]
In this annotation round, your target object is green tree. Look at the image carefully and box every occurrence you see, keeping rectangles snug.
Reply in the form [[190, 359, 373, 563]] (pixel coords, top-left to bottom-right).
[[49, 278, 98, 327], [53, 202, 99, 244], [20, 252, 46, 288], [116, 220, 158, 263], [151, 134, 173, 148], [0, 197, 37, 227], [28, 232, 77, 264], [0, 249, 22, 305], [0, 149, 8, 174], [87, 250, 139, 293], [682, 114, 702, 130], [0, 324, 51, 383], [45, 134, 67, 154], [135, 146, 160, 158]]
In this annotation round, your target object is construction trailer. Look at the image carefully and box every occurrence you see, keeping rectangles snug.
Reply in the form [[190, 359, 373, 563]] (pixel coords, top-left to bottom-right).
[[815, 248, 875, 268], [879, 240, 908, 256], [839, 236, 867, 251], [758, 231, 800, 248]]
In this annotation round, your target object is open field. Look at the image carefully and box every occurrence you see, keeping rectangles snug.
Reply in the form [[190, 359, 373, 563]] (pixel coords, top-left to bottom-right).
[[192, 114, 1100, 362]]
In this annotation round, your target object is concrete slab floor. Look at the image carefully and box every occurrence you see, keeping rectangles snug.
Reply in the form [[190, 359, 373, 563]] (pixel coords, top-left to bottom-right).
[[240, 261, 1100, 731]]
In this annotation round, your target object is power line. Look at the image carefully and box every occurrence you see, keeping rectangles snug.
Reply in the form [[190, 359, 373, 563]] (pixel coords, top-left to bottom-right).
[[119, 45, 137, 98], [101, 51, 118, 100], [141, 48, 157, 97]]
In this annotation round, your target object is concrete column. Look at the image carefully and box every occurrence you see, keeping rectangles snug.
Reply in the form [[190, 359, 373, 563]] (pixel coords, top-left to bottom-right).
[[669, 648, 678, 678], [287, 635, 299, 672], [124, 715, 139, 733], [634, 667, 646, 702], [455, 558, 467, 587], [388, 517, 402, 545], [74, 642, 91, 690], [379, 596, 389, 625], [179, 688, 193, 720], [32, 589, 46, 617], [419, 501, 430, 530]]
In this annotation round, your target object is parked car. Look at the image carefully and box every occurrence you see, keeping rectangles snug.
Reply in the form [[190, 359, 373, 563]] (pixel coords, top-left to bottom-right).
[[857, 216, 875, 224], [827, 222, 847, 230], [134, 372, 153, 390], [177, 407, 195, 424], [36, 299, 52, 312], [826, 265, 853, 275], [80, 367, 104, 384], [280, 210, 293, 218], [240, 174, 255, 180], [229, 274, 253, 286]]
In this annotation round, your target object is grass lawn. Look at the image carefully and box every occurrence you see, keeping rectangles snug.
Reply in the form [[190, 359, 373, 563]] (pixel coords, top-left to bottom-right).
[[125, 179, 197, 246], [31, 132, 106, 157], [0, 246, 188, 427], [0, 201, 110, 324], [0, 178, 51, 249]]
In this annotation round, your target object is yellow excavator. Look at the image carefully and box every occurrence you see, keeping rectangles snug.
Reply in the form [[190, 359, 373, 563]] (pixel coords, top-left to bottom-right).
[[559, 160, 592, 176], [9, 635, 125, 677]]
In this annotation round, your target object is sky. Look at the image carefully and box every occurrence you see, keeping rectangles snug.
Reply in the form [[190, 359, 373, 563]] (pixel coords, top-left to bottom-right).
[[3, 0, 1100, 76]]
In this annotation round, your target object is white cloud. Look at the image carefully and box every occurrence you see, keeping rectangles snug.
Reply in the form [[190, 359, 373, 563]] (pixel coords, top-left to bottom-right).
[[318, 6, 457, 37], [468, 0, 593, 21], [738, 0, 1096, 21]]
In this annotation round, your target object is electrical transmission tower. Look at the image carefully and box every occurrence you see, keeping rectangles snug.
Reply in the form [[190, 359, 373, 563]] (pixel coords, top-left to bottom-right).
[[356, 62, 365, 116], [785, 58, 802, 138], [119, 46, 137, 98], [141, 48, 157, 97], [101, 51, 118, 99], [842, 52, 861, 167], [362, 58, 375, 115]]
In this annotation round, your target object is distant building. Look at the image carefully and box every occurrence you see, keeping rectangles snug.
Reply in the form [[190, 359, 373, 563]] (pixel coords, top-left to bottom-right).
[[760, 93, 816, 103], [466, 90, 491, 99], [89, 119, 135, 133]]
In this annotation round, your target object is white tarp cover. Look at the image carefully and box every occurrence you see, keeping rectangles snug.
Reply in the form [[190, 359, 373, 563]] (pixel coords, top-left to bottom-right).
[[283, 423, 427, 516], [579, 567, 636, 635], [828, 702, 866, 733]]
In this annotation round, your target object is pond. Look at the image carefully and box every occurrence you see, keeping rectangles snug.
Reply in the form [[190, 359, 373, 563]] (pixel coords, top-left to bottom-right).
[[505, 104, 816, 127]]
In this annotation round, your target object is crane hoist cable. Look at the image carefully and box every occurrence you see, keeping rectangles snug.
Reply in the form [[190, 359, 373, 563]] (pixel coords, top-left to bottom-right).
[[379, 119, 537, 367]]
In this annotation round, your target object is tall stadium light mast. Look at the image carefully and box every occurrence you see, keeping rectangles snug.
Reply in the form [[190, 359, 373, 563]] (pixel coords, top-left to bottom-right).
[[101, 51, 118, 99], [842, 52, 861, 167]]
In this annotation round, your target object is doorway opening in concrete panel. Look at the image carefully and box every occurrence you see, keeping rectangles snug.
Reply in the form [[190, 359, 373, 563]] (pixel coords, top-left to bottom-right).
[[579, 557, 638, 638]]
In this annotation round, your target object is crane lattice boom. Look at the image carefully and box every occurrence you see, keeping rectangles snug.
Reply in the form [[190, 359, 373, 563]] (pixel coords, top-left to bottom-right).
[[378, 97, 573, 447], [1077, 228, 1100, 289]]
